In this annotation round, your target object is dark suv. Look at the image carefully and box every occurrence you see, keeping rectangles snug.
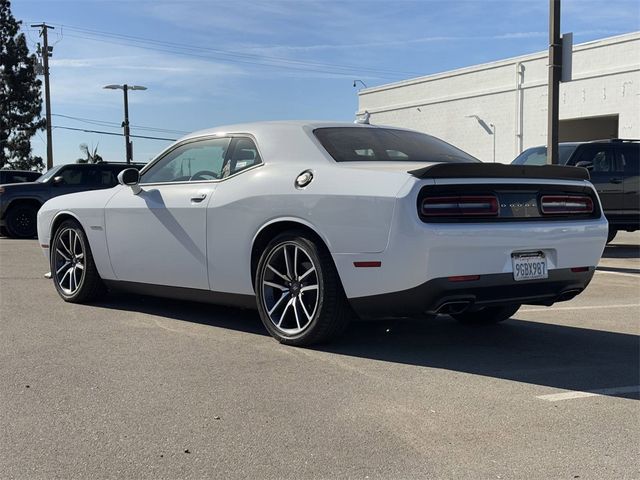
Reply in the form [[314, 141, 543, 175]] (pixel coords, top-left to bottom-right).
[[512, 139, 640, 242], [0, 162, 145, 238]]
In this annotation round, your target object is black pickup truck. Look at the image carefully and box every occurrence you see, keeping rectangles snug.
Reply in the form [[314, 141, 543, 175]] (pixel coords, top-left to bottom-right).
[[512, 139, 640, 242], [0, 162, 144, 238]]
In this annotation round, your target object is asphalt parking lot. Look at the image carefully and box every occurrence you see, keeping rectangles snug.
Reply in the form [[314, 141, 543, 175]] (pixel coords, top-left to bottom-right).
[[1, 233, 638, 479]]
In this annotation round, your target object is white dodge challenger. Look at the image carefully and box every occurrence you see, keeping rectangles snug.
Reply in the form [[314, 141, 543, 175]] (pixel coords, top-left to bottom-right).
[[37, 121, 607, 345]]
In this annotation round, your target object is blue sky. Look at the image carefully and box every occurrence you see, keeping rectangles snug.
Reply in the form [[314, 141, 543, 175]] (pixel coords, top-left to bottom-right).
[[13, 0, 640, 166]]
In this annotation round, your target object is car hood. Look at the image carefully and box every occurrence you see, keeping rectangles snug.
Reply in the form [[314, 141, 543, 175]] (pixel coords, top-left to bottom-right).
[[0, 181, 47, 193], [41, 185, 121, 212]]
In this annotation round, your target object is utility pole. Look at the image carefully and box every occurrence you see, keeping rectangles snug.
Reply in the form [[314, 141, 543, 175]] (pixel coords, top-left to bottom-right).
[[122, 84, 132, 164], [547, 0, 561, 165], [31, 23, 55, 170]]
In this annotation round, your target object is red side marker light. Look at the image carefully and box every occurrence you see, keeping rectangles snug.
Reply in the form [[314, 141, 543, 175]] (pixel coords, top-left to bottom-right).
[[353, 261, 382, 268], [570, 267, 590, 273], [40, 244, 49, 249], [448, 275, 480, 282]]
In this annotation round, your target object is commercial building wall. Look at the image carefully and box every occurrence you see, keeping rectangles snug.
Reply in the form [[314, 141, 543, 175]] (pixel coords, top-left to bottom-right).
[[357, 32, 640, 163]]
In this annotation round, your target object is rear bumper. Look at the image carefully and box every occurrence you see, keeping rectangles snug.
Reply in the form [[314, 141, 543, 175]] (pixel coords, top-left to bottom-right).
[[349, 267, 595, 318]]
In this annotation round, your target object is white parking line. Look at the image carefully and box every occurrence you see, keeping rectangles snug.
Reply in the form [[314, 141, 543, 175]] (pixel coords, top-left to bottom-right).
[[596, 270, 639, 278], [537, 385, 640, 401], [520, 303, 640, 312]]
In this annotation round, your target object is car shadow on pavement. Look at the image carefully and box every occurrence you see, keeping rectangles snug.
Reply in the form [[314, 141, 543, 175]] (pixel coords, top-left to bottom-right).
[[96, 292, 638, 401], [95, 292, 269, 337], [321, 316, 639, 400], [602, 242, 640, 260]]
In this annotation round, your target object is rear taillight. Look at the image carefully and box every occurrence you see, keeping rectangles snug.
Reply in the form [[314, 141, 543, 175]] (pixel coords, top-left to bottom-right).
[[540, 195, 594, 215], [421, 195, 498, 217]]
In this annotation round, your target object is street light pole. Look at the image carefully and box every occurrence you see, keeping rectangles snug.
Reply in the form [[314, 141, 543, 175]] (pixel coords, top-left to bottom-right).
[[490, 123, 496, 163], [103, 84, 147, 164], [465, 115, 496, 162]]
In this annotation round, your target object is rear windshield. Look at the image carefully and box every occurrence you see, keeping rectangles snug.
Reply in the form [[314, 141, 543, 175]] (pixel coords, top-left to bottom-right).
[[314, 127, 479, 163]]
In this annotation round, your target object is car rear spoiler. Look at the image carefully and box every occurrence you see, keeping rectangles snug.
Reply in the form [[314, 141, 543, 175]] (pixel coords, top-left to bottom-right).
[[408, 163, 590, 181]]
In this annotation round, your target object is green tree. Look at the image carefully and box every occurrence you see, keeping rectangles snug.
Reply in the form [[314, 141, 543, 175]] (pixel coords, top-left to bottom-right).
[[0, 0, 45, 171]]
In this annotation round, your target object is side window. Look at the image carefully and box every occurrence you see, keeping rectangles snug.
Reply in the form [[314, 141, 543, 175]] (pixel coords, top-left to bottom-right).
[[571, 145, 618, 173], [618, 145, 640, 176], [99, 168, 118, 186], [141, 137, 231, 184], [58, 167, 84, 185], [10, 174, 29, 182], [224, 137, 262, 177]]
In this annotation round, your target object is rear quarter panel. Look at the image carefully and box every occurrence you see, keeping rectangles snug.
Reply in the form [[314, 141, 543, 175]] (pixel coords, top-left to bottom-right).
[[207, 162, 411, 295]]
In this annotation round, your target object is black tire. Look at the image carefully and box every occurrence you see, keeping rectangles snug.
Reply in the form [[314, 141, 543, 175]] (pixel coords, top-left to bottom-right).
[[254, 231, 350, 346], [51, 219, 105, 303], [606, 227, 618, 244], [452, 304, 521, 325], [5, 204, 38, 238]]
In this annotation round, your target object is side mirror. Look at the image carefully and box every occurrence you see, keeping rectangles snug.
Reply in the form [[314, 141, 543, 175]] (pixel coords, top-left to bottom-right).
[[575, 161, 593, 170], [52, 176, 64, 185], [117, 168, 141, 194]]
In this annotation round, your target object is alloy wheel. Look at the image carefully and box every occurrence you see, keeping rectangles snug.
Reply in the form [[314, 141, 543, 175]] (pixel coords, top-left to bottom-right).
[[260, 242, 320, 335], [53, 228, 85, 295]]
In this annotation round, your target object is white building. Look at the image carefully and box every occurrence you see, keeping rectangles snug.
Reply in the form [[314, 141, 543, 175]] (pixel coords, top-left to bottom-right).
[[357, 32, 640, 163]]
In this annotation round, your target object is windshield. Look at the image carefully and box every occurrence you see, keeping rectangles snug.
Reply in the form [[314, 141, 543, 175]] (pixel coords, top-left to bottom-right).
[[37, 165, 63, 182], [314, 127, 479, 163], [512, 144, 579, 166]]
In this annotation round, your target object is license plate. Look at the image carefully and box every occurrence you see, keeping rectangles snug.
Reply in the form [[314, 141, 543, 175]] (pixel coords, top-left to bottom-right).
[[512, 253, 548, 281]]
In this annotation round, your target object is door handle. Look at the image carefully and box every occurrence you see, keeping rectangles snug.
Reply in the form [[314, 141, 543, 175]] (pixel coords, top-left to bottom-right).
[[190, 193, 207, 203], [609, 178, 622, 184]]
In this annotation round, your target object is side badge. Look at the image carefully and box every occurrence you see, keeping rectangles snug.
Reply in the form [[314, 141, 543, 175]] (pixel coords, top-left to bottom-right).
[[295, 170, 314, 189]]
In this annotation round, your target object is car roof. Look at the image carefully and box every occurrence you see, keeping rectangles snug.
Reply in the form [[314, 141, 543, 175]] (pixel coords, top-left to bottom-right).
[[181, 120, 391, 141]]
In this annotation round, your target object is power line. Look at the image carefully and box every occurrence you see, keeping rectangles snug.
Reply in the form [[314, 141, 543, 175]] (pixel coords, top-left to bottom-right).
[[29, 22, 419, 79], [51, 113, 189, 134], [59, 23, 418, 77], [52, 125, 177, 141], [61, 32, 389, 79]]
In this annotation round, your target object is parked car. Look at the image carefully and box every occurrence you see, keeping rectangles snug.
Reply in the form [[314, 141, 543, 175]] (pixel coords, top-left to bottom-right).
[[0, 169, 42, 184], [37, 121, 607, 346], [0, 162, 145, 238], [512, 139, 640, 242]]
